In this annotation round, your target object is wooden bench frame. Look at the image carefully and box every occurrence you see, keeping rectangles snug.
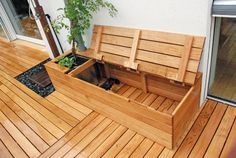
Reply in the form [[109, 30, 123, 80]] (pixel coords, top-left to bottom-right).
[[45, 25, 205, 149]]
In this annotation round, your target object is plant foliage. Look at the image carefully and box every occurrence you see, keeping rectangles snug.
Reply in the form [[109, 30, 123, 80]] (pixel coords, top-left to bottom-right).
[[52, 0, 117, 53], [57, 56, 76, 69]]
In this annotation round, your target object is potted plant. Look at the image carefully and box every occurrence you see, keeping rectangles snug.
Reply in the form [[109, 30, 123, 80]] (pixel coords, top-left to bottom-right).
[[53, 0, 117, 70]]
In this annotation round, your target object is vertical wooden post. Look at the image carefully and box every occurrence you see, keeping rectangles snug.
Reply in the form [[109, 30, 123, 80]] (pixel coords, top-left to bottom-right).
[[104, 64, 111, 78], [141, 72, 148, 93], [124, 30, 141, 70], [177, 36, 193, 82], [33, 0, 60, 58], [94, 26, 103, 60]]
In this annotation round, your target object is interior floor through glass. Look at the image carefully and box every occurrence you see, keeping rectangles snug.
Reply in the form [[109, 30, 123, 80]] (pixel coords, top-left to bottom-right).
[[209, 18, 236, 103]]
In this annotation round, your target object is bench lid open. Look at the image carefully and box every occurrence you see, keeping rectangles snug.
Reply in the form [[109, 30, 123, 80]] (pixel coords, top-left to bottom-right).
[[79, 25, 205, 85]]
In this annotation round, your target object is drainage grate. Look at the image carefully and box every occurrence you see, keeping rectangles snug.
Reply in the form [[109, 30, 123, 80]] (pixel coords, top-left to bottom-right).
[[15, 59, 55, 97]]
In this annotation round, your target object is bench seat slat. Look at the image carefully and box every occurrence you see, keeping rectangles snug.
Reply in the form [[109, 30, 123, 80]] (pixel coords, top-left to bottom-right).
[[84, 25, 205, 85]]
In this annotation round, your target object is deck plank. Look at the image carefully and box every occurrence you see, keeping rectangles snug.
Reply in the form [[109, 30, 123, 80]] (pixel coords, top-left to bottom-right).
[[77, 121, 119, 157], [171, 100, 217, 158], [0, 71, 80, 127], [0, 99, 49, 152], [0, 140, 13, 158], [0, 90, 57, 146], [39, 112, 98, 158], [52, 91, 92, 115], [220, 117, 236, 158], [51, 115, 105, 158], [204, 106, 236, 158], [63, 118, 112, 157], [144, 143, 164, 158], [89, 126, 128, 158], [188, 103, 227, 158], [0, 76, 72, 133], [102, 129, 136, 158], [0, 124, 28, 158], [0, 111, 41, 157], [158, 100, 216, 158], [130, 138, 154, 158], [46, 94, 85, 121], [0, 85, 65, 139], [116, 134, 144, 158]]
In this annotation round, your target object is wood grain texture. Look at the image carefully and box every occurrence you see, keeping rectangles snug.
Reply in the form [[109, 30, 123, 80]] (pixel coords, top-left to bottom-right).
[[2, 33, 233, 158], [188, 103, 227, 158], [0, 45, 234, 158], [0, 140, 13, 158], [177, 36, 193, 82], [0, 41, 94, 157], [204, 106, 236, 158], [68, 59, 96, 77], [124, 30, 140, 70], [79, 49, 198, 85], [172, 74, 202, 147], [45, 39, 202, 148], [90, 25, 205, 85], [48, 75, 173, 148]]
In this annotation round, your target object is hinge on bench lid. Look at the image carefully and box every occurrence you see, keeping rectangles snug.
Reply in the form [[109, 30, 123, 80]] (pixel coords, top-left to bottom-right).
[[124, 61, 139, 70], [94, 54, 104, 61], [170, 80, 186, 87]]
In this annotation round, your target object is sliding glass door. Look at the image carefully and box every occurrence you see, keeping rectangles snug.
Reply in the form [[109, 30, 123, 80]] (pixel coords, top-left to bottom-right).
[[208, 18, 236, 103], [0, 0, 43, 44], [208, 0, 236, 105]]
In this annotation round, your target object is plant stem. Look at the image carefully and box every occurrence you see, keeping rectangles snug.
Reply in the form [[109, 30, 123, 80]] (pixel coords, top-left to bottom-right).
[[72, 38, 76, 56], [71, 19, 76, 56]]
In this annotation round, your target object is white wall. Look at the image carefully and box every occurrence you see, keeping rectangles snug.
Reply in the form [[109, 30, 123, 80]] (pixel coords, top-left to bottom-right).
[[39, 0, 71, 51], [93, 0, 209, 36], [40, 0, 210, 50]]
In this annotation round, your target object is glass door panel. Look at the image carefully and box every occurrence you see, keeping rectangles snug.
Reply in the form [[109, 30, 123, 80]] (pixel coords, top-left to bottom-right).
[[1, 0, 42, 40], [208, 18, 236, 103]]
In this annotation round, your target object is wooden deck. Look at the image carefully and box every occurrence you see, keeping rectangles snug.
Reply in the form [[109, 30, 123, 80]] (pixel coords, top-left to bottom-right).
[[0, 40, 236, 158]]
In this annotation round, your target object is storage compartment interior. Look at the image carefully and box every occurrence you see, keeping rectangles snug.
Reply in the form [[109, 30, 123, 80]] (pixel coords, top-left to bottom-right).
[[75, 63, 105, 86], [72, 60, 191, 115]]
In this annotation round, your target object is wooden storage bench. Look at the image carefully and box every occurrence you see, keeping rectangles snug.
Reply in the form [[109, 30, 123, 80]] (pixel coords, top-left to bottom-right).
[[45, 25, 205, 149]]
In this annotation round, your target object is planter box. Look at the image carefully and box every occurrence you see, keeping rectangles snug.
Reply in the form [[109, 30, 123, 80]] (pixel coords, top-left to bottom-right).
[[45, 25, 205, 149]]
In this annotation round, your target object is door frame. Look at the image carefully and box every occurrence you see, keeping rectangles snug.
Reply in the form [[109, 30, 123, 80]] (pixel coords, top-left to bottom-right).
[[204, 16, 236, 106], [0, 0, 45, 45], [0, 17, 11, 41], [0, 0, 57, 58], [0, 2, 16, 41]]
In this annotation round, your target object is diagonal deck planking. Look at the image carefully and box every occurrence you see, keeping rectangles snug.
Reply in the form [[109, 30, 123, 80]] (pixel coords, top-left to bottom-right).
[[0, 40, 236, 158]]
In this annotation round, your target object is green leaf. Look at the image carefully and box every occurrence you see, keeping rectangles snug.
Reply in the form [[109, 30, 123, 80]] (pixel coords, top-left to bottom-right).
[[52, 0, 118, 50], [57, 56, 76, 69]]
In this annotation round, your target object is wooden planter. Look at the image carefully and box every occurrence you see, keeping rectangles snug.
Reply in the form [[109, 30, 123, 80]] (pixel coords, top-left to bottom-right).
[[45, 25, 205, 149]]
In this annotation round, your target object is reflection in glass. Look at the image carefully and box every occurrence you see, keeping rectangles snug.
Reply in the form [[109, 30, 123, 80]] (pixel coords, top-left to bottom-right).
[[1, 0, 42, 39], [0, 17, 7, 39], [208, 18, 236, 103]]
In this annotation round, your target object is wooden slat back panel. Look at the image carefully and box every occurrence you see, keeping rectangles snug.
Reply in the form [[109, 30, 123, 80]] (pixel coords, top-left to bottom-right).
[[83, 25, 205, 85]]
